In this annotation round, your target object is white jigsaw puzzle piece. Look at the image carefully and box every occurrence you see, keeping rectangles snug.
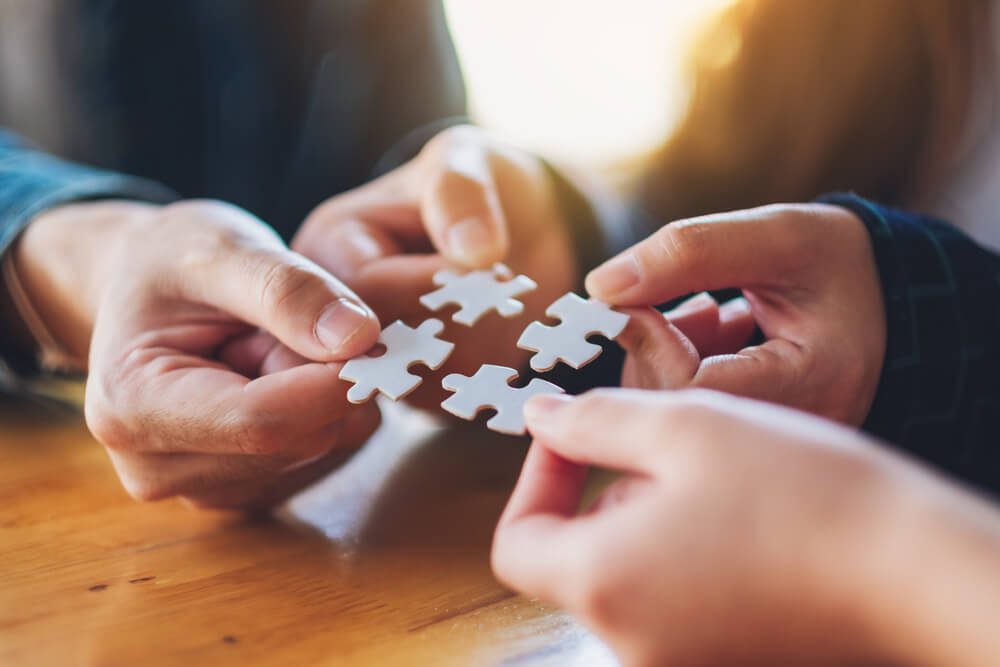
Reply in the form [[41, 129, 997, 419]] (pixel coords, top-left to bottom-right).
[[441, 364, 563, 436], [339, 319, 454, 404], [517, 293, 630, 372], [419, 263, 537, 326]]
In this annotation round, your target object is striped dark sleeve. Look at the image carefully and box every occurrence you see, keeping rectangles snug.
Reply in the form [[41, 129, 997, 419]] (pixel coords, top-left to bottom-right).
[[820, 193, 1000, 495]]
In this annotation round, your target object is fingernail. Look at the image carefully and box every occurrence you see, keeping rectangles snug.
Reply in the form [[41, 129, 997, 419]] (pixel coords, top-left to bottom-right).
[[447, 217, 497, 265], [315, 299, 373, 353], [523, 393, 573, 425], [670, 292, 715, 316], [587, 253, 640, 299]]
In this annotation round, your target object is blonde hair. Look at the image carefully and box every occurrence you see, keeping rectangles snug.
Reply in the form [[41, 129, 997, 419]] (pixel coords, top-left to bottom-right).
[[639, 0, 988, 221]]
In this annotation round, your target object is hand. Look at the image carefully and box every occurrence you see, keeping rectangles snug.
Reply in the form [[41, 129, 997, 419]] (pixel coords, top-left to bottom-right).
[[586, 203, 886, 425], [292, 126, 578, 406], [492, 389, 1000, 667], [14, 199, 382, 509]]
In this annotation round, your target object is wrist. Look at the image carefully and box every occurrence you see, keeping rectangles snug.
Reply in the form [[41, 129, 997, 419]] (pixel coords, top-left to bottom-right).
[[13, 200, 159, 369], [847, 456, 1000, 667]]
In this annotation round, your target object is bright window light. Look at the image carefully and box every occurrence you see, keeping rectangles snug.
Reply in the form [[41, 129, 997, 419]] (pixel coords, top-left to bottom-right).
[[445, 0, 734, 168]]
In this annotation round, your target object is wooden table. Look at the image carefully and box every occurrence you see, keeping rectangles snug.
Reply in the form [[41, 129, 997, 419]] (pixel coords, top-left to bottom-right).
[[0, 400, 615, 666]]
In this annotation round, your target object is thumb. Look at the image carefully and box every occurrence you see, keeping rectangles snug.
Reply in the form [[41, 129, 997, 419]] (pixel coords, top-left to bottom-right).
[[416, 129, 510, 268], [186, 247, 381, 362]]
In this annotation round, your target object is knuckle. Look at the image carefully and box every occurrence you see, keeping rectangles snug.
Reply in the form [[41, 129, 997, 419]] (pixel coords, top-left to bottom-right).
[[161, 200, 248, 244], [232, 414, 287, 456], [164, 199, 281, 260], [84, 401, 132, 452], [123, 478, 173, 503], [256, 257, 322, 316], [84, 360, 147, 452], [653, 221, 710, 272], [425, 124, 479, 153], [109, 456, 178, 503]]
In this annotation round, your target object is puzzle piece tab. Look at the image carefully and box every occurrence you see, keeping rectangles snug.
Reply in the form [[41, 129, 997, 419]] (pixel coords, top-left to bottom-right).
[[517, 293, 630, 372], [441, 364, 563, 436], [419, 263, 537, 326], [339, 319, 454, 404]]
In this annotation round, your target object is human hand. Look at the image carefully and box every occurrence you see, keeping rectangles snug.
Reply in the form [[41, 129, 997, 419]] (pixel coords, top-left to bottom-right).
[[492, 389, 1000, 667], [14, 199, 382, 509], [292, 126, 577, 406], [587, 204, 886, 425]]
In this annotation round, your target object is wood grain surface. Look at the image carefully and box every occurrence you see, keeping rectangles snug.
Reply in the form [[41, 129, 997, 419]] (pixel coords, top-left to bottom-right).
[[0, 400, 615, 666]]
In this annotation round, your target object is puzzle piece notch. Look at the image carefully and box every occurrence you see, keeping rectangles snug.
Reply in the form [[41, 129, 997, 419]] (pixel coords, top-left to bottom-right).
[[339, 319, 454, 404], [517, 293, 630, 372], [419, 263, 538, 326], [441, 364, 563, 436]]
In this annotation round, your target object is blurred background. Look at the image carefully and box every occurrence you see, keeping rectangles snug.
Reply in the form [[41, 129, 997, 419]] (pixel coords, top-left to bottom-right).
[[445, 0, 734, 170], [0, 0, 993, 248]]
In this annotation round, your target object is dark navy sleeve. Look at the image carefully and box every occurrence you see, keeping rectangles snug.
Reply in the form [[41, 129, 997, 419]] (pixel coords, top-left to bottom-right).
[[819, 193, 1000, 494]]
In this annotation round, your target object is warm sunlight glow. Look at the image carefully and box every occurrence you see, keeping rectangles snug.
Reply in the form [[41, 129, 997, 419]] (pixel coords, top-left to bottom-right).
[[445, 0, 734, 168]]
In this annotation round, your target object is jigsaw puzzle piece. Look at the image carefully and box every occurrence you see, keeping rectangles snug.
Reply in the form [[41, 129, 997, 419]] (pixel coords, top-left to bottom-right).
[[419, 263, 537, 326], [517, 293, 630, 372], [339, 319, 454, 404], [441, 364, 563, 436]]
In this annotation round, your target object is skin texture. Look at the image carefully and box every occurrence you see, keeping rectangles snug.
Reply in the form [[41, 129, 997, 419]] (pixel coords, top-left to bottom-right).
[[493, 389, 1000, 667], [9, 126, 575, 507], [587, 203, 887, 426], [291, 125, 577, 409], [15, 199, 382, 509]]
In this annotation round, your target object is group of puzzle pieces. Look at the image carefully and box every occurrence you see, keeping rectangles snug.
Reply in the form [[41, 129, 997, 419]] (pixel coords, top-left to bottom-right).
[[338, 264, 629, 436]]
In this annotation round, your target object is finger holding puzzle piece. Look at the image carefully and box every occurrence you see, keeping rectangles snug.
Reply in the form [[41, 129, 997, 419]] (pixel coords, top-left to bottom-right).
[[441, 365, 564, 436], [517, 293, 630, 372], [339, 319, 455, 403]]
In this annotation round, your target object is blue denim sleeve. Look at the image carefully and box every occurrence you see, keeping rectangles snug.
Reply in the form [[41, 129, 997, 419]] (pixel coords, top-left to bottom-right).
[[0, 129, 179, 396], [819, 193, 1000, 495], [0, 129, 179, 257]]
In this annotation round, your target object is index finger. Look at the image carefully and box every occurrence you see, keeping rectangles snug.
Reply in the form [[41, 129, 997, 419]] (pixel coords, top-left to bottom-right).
[[416, 127, 510, 268]]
